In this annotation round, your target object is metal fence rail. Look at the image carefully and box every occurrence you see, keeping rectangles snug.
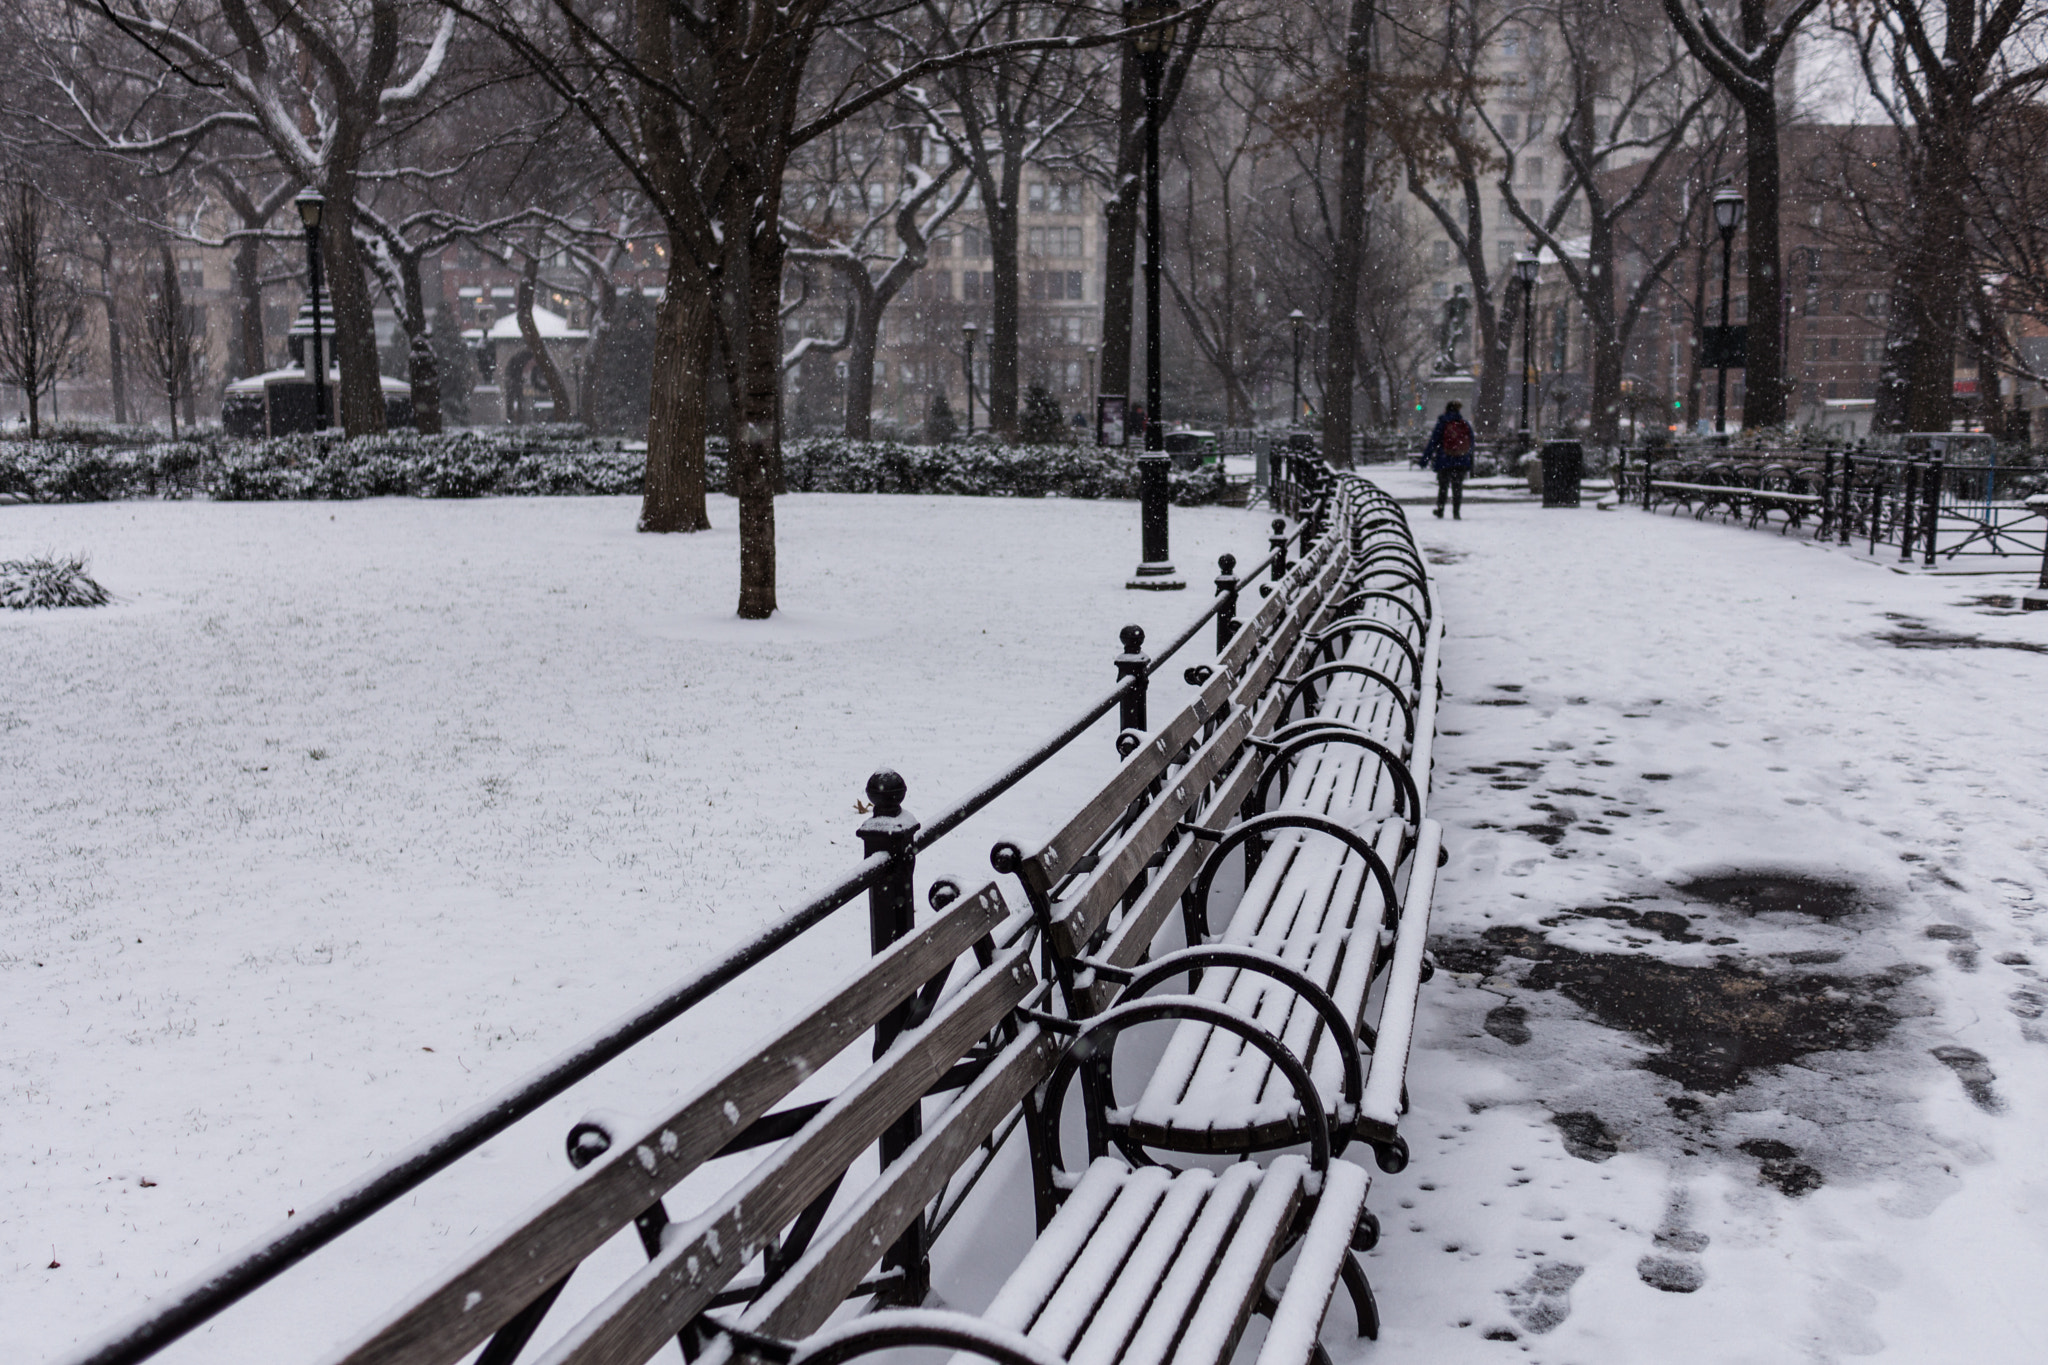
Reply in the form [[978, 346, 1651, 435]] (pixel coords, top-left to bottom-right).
[[1615, 446, 2048, 578]]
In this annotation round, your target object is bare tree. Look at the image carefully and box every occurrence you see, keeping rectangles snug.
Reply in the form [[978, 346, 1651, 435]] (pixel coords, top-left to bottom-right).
[[0, 181, 87, 437], [127, 240, 202, 437], [784, 123, 970, 438], [1836, 0, 2048, 432], [56, 0, 460, 436], [1496, 0, 1713, 442], [1661, 0, 1824, 430]]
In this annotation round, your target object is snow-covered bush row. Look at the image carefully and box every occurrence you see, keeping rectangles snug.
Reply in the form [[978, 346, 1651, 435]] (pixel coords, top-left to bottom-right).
[[2, 429, 1234, 506], [771, 437, 1229, 506]]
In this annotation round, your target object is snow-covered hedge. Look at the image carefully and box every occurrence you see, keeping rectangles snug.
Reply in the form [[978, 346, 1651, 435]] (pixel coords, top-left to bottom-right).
[[2, 428, 1230, 507]]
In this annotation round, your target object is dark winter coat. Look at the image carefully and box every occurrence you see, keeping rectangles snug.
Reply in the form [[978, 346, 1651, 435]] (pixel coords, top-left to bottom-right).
[[1423, 411, 1475, 472]]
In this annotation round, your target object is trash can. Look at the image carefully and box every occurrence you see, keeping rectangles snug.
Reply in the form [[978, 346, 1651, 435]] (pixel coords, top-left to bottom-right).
[[1540, 440, 1584, 508]]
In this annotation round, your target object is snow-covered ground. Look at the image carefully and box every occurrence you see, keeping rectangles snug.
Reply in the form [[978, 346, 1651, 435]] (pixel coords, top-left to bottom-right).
[[6, 485, 2047, 1363]]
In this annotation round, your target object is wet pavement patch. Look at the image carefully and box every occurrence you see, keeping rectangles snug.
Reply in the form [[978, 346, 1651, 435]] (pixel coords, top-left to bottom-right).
[[1484, 1004, 1532, 1044], [1876, 616, 2048, 654], [1672, 871, 1867, 922], [1930, 1045, 2005, 1112], [1552, 1111, 1620, 1161], [1443, 925, 1912, 1093], [1738, 1139, 1826, 1196]]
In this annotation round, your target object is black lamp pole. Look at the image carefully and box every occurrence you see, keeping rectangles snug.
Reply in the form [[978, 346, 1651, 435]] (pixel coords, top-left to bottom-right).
[[962, 322, 977, 436], [1128, 3, 1181, 590], [296, 188, 328, 430], [1713, 185, 1745, 439], [1514, 251, 1538, 450], [1288, 308, 1305, 424]]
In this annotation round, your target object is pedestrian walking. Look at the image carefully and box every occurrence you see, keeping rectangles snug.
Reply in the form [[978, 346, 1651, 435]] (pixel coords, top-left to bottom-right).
[[1422, 400, 1475, 519]]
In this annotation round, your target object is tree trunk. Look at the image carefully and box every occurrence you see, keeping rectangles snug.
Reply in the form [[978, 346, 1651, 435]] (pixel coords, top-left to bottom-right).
[[234, 231, 265, 378], [100, 239, 126, 426], [395, 252, 442, 434], [987, 157, 1022, 435], [1586, 215, 1622, 444], [1738, 95, 1787, 429], [844, 282, 882, 440], [1320, 0, 1373, 467], [1098, 50, 1143, 421], [640, 250, 714, 533], [1473, 294, 1506, 435], [724, 233, 784, 619], [518, 255, 574, 422], [321, 186, 387, 436]]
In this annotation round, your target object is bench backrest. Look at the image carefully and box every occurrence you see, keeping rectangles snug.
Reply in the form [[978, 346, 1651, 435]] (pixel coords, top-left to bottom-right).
[[326, 883, 1024, 1365]]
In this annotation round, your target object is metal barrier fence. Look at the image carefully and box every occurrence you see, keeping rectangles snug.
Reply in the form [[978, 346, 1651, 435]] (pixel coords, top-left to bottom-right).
[[1615, 447, 2048, 581]]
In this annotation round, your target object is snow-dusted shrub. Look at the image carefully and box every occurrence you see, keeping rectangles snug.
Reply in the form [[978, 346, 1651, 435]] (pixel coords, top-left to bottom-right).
[[762, 437, 1226, 504], [0, 443, 154, 502], [0, 554, 111, 609]]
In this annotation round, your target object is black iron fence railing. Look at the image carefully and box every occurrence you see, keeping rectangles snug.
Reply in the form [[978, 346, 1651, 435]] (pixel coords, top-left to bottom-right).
[[1615, 447, 2048, 579]]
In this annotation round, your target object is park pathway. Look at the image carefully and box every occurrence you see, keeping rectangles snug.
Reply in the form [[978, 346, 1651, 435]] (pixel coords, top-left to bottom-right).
[[1357, 490, 2048, 1363]]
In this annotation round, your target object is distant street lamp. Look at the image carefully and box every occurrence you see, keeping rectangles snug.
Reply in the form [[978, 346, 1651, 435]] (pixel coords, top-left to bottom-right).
[[1128, 1, 1182, 590], [295, 188, 329, 430], [1288, 308, 1306, 423], [1514, 251, 1539, 451], [1085, 343, 1098, 418], [962, 321, 978, 436], [1713, 185, 1745, 439]]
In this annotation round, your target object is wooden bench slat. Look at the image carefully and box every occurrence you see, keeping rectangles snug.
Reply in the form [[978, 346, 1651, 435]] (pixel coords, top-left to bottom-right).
[[1027, 1167, 1177, 1353], [1169, 1156, 1304, 1365], [1062, 1172, 1216, 1365], [1050, 704, 1258, 958], [530, 941, 1038, 1365], [1115, 1164, 1263, 1365], [1252, 1160, 1370, 1365], [979, 1159, 1133, 1335], [1360, 819, 1442, 1134], [732, 1023, 1066, 1346], [324, 884, 1012, 1365]]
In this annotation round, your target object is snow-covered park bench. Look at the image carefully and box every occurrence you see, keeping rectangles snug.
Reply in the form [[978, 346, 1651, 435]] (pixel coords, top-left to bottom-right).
[[990, 472, 1443, 1180], [70, 467, 1431, 1365]]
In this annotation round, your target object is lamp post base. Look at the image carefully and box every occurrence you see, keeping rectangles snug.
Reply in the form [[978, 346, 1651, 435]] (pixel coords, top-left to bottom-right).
[[1126, 563, 1186, 591]]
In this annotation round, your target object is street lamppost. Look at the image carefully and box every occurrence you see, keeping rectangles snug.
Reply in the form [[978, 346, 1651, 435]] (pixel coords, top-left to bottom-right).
[[1128, 1, 1182, 590], [1085, 343, 1097, 420], [295, 188, 329, 430], [1288, 308, 1306, 424], [1514, 251, 1539, 451], [1712, 184, 1745, 439], [962, 321, 978, 436]]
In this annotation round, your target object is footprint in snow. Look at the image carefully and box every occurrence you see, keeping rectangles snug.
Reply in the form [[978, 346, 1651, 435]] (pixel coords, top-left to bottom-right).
[[1501, 1261, 1584, 1333]]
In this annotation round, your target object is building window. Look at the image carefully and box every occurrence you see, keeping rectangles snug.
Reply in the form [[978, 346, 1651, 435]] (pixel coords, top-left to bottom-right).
[[1433, 241, 1451, 266], [1065, 360, 1082, 391], [1027, 182, 1045, 212], [1501, 114, 1518, 141], [962, 270, 982, 301], [932, 235, 951, 258], [1523, 157, 1543, 185], [1066, 226, 1084, 256], [1633, 114, 1651, 138], [1433, 282, 1449, 298], [1829, 337, 1840, 358], [1527, 113, 1545, 136]]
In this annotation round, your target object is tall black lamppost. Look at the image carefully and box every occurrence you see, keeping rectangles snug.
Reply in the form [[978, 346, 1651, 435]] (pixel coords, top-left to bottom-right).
[[1126, 2, 1182, 589], [1288, 308, 1306, 424], [1713, 185, 1745, 439], [296, 188, 329, 430], [1514, 251, 1539, 450], [962, 321, 978, 436]]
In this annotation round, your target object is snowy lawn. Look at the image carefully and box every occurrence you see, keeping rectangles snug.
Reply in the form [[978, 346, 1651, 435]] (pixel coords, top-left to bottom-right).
[[1, 492, 1260, 1363], [6, 486, 2048, 1364]]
